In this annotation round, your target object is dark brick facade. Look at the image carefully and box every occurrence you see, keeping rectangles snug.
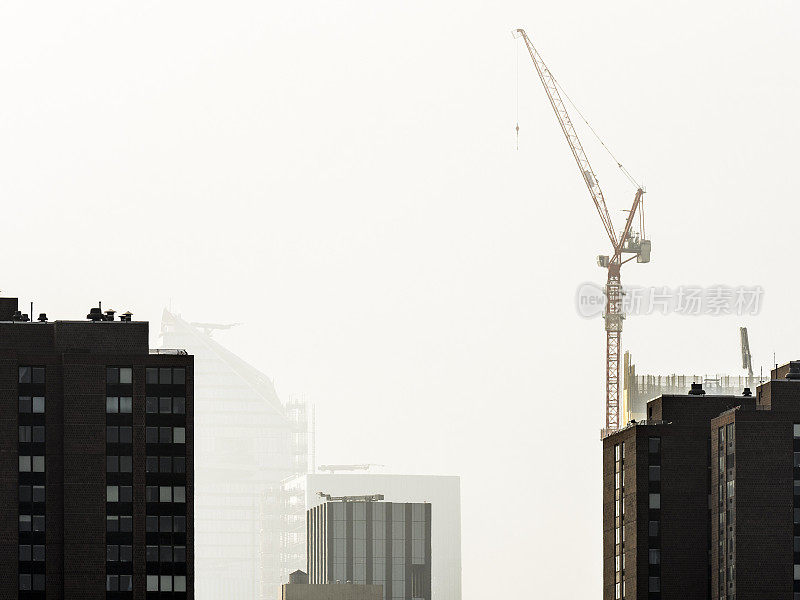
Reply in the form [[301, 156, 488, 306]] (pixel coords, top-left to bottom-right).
[[603, 392, 756, 600], [605, 369, 800, 600], [0, 298, 193, 599]]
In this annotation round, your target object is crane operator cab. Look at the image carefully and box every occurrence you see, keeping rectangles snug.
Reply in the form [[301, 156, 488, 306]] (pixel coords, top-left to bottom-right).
[[620, 230, 652, 263]]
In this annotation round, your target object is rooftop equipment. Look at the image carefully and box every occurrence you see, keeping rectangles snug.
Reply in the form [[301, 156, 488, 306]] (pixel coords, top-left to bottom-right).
[[317, 492, 385, 503], [318, 464, 384, 473]]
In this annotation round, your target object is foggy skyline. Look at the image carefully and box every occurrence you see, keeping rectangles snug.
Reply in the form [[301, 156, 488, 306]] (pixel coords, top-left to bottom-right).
[[1, 2, 798, 597]]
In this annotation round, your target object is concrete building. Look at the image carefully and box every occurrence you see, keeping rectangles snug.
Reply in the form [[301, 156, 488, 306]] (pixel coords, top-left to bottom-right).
[[281, 584, 382, 600], [281, 570, 382, 600], [300, 474, 460, 600], [0, 297, 194, 598], [159, 310, 309, 600], [603, 361, 800, 599], [307, 500, 431, 600]]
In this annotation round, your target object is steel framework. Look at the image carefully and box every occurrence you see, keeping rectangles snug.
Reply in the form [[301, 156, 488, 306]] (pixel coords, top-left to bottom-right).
[[514, 28, 648, 433]]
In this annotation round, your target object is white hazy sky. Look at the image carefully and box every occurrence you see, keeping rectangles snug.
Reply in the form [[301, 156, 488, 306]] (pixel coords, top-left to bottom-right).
[[2, 2, 799, 598]]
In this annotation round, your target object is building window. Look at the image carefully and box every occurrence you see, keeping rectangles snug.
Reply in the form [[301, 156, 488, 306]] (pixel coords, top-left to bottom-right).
[[19, 367, 45, 384], [613, 442, 625, 596], [106, 366, 133, 597], [649, 521, 659, 537], [648, 436, 661, 598], [159, 427, 172, 443], [719, 422, 737, 592], [19, 365, 46, 594], [145, 365, 188, 594], [146, 427, 158, 443], [649, 437, 661, 454], [794, 425, 800, 588], [160, 456, 172, 472]]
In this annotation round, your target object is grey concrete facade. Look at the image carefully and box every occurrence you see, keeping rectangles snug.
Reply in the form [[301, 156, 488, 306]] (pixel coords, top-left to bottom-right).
[[307, 501, 431, 600], [303, 474, 460, 600], [281, 583, 383, 600]]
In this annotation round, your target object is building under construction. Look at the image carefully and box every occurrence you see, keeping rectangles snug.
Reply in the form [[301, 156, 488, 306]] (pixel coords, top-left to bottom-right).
[[160, 310, 311, 600], [622, 351, 762, 424]]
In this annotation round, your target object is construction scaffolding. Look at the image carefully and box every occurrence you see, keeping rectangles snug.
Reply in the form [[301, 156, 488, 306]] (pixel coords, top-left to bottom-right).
[[622, 351, 762, 424]]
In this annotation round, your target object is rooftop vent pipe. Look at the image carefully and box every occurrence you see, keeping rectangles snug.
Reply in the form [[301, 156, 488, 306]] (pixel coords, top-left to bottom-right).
[[87, 307, 104, 322], [743, 387, 752, 396], [37, 314, 47, 322], [688, 382, 706, 396]]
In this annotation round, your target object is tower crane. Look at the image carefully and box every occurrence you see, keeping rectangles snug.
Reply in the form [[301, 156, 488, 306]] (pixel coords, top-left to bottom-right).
[[513, 29, 651, 435], [740, 327, 753, 379]]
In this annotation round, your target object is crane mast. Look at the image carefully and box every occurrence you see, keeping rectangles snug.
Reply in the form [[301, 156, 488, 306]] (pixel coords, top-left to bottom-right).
[[513, 28, 649, 434]]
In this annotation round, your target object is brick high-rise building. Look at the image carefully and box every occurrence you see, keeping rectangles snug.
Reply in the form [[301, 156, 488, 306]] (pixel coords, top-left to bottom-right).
[[603, 363, 800, 600], [0, 297, 193, 599]]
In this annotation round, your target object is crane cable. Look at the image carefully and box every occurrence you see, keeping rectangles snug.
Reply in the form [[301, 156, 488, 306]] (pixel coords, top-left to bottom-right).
[[515, 40, 520, 150], [514, 38, 641, 190], [551, 74, 641, 190]]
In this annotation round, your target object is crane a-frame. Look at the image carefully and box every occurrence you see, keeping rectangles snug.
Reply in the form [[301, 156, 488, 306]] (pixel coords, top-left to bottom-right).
[[513, 28, 651, 435]]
